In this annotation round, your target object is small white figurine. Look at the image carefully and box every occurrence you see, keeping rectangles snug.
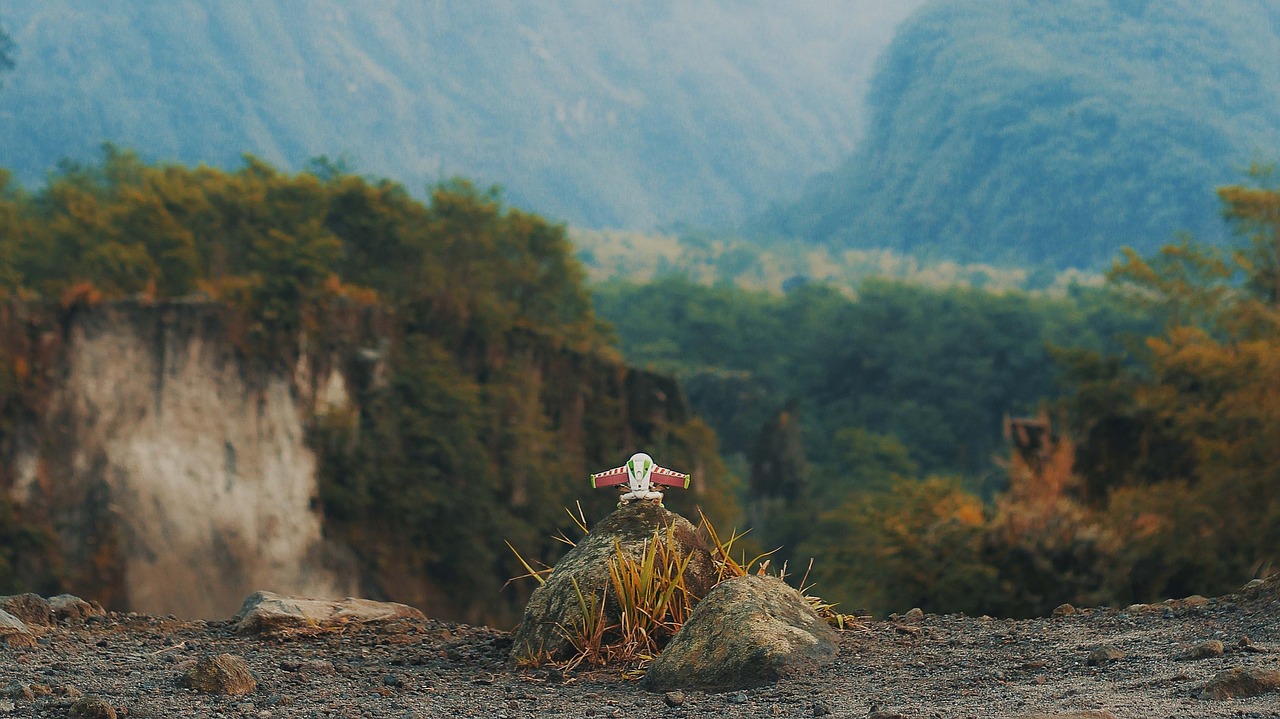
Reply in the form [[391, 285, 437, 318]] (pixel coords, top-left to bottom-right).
[[590, 452, 690, 504]]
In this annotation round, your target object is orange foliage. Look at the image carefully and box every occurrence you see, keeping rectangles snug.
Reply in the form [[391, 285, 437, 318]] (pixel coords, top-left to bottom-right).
[[59, 281, 102, 309]]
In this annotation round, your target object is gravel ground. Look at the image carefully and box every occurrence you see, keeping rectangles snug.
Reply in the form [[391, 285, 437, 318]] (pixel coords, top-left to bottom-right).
[[3, 577, 1279, 718]]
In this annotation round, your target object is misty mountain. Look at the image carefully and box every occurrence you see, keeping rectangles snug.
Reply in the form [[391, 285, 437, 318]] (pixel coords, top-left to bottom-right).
[[759, 0, 1280, 269], [0, 1, 921, 230]]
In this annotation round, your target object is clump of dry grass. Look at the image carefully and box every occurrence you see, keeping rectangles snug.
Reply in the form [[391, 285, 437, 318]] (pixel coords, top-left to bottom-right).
[[507, 506, 863, 673]]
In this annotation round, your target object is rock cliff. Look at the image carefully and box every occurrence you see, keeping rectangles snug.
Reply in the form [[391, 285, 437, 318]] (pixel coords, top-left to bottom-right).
[[0, 300, 699, 621]]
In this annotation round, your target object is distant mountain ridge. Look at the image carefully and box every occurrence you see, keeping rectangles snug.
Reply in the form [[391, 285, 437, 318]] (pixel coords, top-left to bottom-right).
[[0, 1, 921, 230], [760, 0, 1280, 269]]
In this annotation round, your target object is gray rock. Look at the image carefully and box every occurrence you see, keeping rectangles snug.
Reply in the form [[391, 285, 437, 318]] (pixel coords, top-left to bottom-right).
[[1195, 666, 1280, 700], [1013, 706, 1116, 711], [1086, 646, 1124, 666], [1181, 639, 1225, 660], [0, 594, 52, 626], [68, 695, 118, 719], [663, 690, 685, 707], [644, 574, 838, 691], [0, 608, 35, 648], [47, 594, 105, 622], [178, 654, 257, 695], [232, 591, 425, 635], [510, 501, 716, 661]]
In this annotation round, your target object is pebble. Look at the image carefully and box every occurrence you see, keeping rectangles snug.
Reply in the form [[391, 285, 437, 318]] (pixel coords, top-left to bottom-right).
[[727, 691, 747, 704], [904, 607, 924, 621], [1183, 639, 1225, 659], [1086, 646, 1124, 666], [1052, 603, 1076, 618], [812, 700, 833, 716], [178, 654, 257, 695], [663, 690, 685, 707], [68, 695, 117, 719]]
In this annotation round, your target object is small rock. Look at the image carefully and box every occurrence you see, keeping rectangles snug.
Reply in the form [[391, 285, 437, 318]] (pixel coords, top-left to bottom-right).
[[1086, 646, 1124, 666], [727, 692, 747, 704], [178, 654, 257, 695], [1051, 603, 1076, 617], [48, 595, 105, 622], [0, 594, 52, 626], [1181, 594, 1210, 607], [68, 695, 117, 719], [812, 701, 832, 716], [1013, 706, 1116, 711], [382, 673, 403, 688], [663, 691, 685, 708], [1195, 666, 1280, 700], [299, 659, 336, 674], [1182, 640, 1225, 660], [233, 591, 425, 636], [903, 607, 924, 621]]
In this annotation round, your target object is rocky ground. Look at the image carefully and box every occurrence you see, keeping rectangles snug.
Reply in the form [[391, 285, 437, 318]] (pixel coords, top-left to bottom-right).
[[3, 576, 1280, 719]]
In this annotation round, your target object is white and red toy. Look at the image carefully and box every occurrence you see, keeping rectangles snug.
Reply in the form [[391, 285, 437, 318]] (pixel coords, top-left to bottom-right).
[[590, 452, 690, 503]]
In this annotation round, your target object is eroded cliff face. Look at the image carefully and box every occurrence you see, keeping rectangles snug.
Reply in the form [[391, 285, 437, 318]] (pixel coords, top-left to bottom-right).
[[7, 302, 356, 618], [1, 301, 704, 623]]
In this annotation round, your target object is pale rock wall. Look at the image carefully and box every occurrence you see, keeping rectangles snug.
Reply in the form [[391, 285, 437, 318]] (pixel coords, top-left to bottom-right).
[[22, 304, 355, 618]]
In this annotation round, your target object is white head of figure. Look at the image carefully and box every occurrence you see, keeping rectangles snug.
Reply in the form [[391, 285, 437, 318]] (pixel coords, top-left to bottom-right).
[[625, 452, 655, 495]]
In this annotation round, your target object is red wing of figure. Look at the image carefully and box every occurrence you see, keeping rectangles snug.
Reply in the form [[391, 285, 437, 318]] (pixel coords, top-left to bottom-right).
[[590, 465, 629, 488], [650, 466, 691, 489]]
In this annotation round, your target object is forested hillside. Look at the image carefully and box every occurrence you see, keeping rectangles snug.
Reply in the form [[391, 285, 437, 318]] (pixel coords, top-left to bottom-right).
[[593, 278, 1152, 491], [0, 150, 735, 623], [603, 169, 1280, 618], [761, 0, 1280, 269], [0, 1, 920, 230]]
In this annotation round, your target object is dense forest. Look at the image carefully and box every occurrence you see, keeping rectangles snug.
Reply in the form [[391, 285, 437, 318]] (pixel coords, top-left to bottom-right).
[[605, 167, 1280, 617], [0, 148, 736, 622], [761, 0, 1280, 269], [2, 148, 1279, 623]]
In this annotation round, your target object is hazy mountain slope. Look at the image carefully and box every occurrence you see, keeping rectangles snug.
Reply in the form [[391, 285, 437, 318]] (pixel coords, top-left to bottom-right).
[[759, 0, 1280, 268], [0, 1, 922, 230]]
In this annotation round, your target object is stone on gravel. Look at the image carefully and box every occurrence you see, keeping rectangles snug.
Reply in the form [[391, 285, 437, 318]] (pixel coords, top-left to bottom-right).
[[1013, 706, 1116, 711], [233, 590, 425, 635], [68, 695, 118, 719], [644, 574, 838, 691], [1181, 639, 1225, 659], [178, 653, 258, 695], [1085, 646, 1124, 665], [0, 593, 52, 626], [510, 501, 717, 661], [0, 608, 35, 647], [1051, 603, 1076, 617], [48, 594, 105, 622], [1195, 666, 1280, 700], [663, 690, 685, 707]]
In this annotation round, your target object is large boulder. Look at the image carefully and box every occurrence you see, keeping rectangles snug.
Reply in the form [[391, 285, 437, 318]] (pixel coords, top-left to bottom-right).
[[511, 501, 717, 661], [232, 591, 425, 636], [0, 607, 36, 648], [0, 594, 52, 626], [644, 574, 839, 691]]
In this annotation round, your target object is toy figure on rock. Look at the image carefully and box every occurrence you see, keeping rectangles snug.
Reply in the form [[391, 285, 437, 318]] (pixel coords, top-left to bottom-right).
[[590, 452, 690, 504]]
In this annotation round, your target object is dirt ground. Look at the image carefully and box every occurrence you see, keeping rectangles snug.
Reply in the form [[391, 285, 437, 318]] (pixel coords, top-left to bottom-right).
[[2, 576, 1279, 718]]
